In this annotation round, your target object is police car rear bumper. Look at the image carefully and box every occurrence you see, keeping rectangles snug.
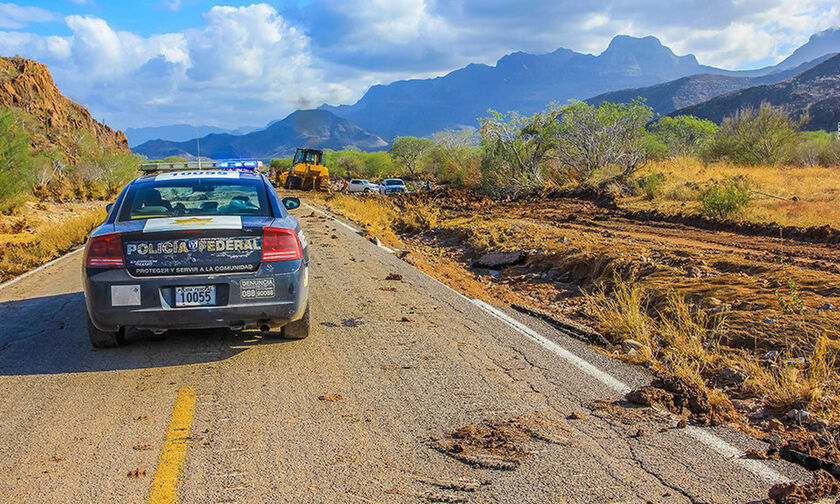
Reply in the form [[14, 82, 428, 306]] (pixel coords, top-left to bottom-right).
[[84, 263, 308, 332]]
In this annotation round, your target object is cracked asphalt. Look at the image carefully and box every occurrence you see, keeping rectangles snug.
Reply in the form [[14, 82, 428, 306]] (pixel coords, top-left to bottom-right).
[[0, 201, 813, 503]]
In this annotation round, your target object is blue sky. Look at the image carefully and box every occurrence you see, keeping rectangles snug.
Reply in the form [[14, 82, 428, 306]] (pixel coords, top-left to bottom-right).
[[1, 1, 838, 130]]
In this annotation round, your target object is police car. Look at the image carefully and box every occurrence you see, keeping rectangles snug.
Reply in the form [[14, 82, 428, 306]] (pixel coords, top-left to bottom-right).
[[82, 161, 310, 348]]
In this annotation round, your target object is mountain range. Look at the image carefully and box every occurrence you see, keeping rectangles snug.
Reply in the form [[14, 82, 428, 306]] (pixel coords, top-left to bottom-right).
[[671, 53, 840, 131], [132, 109, 386, 160], [320, 29, 840, 140], [124, 124, 259, 148]]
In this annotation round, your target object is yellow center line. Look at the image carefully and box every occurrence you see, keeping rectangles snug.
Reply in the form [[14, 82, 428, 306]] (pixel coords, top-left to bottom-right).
[[147, 387, 197, 504]]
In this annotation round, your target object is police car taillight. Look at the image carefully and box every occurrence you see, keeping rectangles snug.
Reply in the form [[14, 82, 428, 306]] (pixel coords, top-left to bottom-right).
[[86, 233, 125, 268], [261, 228, 301, 262]]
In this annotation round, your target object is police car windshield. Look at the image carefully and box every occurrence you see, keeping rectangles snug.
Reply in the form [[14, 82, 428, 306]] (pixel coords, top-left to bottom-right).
[[118, 176, 271, 221]]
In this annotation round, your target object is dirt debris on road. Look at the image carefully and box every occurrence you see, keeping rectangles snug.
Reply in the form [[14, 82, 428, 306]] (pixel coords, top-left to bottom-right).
[[625, 372, 738, 426], [432, 412, 572, 471], [766, 470, 840, 504]]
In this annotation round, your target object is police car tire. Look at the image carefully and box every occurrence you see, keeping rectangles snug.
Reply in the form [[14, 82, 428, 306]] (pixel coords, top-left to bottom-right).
[[283, 301, 310, 340], [87, 313, 124, 348]]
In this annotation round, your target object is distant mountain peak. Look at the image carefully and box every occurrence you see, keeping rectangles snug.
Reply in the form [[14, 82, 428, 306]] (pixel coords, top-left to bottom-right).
[[601, 34, 699, 66], [604, 35, 665, 52], [777, 26, 840, 70]]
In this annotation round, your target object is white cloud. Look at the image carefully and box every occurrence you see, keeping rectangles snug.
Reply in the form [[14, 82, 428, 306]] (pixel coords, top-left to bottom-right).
[[0, 3, 350, 129], [0, 3, 53, 29]]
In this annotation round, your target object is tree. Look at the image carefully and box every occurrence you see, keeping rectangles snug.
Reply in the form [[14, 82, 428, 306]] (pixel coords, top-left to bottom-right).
[[707, 103, 803, 165], [0, 108, 37, 210], [428, 129, 480, 187], [389, 136, 433, 177], [648, 115, 718, 157], [541, 99, 654, 179], [479, 110, 554, 191]]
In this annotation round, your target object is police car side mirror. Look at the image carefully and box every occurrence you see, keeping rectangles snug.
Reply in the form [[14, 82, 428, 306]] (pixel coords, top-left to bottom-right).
[[282, 197, 301, 210], [106, 203, 114, 213]]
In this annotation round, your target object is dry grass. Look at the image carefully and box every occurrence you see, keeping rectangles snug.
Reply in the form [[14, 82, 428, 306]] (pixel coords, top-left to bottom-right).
[[585, 280, 727, 385], [586, 276, 840, 419], [0, 205, 106, 282], [627, 157, 840, 228], [313, 189, 840, 423], [320, 193, 400, 246]]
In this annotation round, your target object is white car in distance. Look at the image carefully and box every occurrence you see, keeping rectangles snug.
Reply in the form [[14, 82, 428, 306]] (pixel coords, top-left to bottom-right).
[[346, 179, 378, 194]]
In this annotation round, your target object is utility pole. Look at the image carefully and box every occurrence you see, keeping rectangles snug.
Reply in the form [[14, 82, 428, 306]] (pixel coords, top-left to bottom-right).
[[196, 125, 201, 169]]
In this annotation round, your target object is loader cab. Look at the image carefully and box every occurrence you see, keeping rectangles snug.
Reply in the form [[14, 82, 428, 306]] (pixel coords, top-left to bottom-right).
[[294, 148, 323, 166]]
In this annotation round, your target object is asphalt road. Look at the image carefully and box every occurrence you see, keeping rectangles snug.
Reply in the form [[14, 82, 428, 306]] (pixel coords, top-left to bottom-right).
[[0, 200, 812, 504]]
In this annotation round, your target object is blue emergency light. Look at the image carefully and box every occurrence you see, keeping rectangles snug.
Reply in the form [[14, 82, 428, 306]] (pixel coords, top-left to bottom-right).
[[217, 160, 261, 171]]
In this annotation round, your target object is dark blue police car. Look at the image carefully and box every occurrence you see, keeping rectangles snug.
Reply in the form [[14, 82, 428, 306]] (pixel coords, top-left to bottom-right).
[[82, 162, 310, 348]]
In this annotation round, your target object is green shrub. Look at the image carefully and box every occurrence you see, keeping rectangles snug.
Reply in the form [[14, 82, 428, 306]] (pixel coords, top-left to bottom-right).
[[641, 172, 666, 200], [648, 115, 718, 158], [706, 103, 801, 165], [793, 131, 840, 167], [0, 109, 38, 211], [699, 178, 751, 218]]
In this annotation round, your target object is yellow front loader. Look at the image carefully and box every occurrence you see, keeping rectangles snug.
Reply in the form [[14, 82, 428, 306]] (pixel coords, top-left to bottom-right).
[[276, 148, 329, 191]]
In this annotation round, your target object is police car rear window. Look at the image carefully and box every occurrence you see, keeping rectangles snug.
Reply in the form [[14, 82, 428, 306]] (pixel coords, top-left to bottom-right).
[[118, 177, 271, 221]]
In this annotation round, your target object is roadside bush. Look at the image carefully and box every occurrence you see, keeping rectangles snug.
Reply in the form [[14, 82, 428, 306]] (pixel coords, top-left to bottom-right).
[[479, 110, 553, 193], [699, 177, 751, 218], [390, 136, 434, 178], [324, 149, 397, 180]]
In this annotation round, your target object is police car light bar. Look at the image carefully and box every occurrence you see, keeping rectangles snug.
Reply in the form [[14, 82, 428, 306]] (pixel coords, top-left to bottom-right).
[[139, 160, 263, 173]]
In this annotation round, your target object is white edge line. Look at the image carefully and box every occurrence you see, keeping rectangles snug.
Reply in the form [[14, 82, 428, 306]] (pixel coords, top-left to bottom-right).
[[0, 247, 84, 291], [302, 203, 358, 233], [305, 201, 791, 485]]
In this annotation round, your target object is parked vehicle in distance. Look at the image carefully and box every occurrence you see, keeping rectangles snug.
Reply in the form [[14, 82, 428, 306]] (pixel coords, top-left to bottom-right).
[[346, 179, 378, 193], [83, 161, 311, 348], [379, 178, 406, 195]]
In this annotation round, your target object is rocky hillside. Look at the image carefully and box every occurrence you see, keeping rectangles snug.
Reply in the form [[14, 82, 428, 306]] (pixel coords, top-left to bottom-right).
[[585, 55, 834, 117], [132, 109, 387, 160], [672, 53, 840, 131], [0, 57, 128, 162]]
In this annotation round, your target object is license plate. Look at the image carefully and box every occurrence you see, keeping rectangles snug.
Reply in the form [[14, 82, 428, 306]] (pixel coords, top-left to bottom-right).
[[175, 285, 216, 307]]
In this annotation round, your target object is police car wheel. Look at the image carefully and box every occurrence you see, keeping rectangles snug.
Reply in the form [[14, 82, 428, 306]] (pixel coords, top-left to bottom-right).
[[87, 313, 125, 348], [283, 302, 310, 340]]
